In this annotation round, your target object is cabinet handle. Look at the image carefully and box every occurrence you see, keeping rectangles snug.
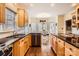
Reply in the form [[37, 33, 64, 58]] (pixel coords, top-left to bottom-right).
[[59, 41, 60, 42], [69, 48, 72, 51], [69, 55, 72, 56], [21, 40, 24, 42], [24, 41, 27, 44]]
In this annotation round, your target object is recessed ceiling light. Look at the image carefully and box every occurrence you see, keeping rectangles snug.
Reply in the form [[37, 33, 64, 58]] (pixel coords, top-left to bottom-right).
[[50, 3, 55, 7], [71, 3, 77, 7], [36, 13, 51, 18], [30, 4, 34, 7]]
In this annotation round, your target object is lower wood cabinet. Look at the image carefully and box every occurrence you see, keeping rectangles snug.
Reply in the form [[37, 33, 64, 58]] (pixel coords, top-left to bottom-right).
[[57, 38, 65, 56], [51, 35, 79, 56], [27, 34, 31, 46], [51, 35, 57, 54], [65, 48, 75, 56], [65, 42, 79, 56], [12, 35, 30, 56]]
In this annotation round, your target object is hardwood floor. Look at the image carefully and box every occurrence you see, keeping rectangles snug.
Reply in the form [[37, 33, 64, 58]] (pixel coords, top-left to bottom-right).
[[25, 34, 56, 56], [25, 45, 56, 56]]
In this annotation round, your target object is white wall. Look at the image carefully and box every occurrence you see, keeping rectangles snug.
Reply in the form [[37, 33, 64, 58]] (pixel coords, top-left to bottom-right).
[[28, 16, 58, 34]]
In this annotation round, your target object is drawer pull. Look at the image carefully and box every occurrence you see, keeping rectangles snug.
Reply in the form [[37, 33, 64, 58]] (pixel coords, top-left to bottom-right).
[[69, 48, 72, 51], [69, 55, 72, 56], [20, 40, 24, 42], [59, 41, 60, 42]]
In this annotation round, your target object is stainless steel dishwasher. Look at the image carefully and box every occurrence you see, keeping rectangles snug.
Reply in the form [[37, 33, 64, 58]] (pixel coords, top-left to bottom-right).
[[31, 33, 41, 47]]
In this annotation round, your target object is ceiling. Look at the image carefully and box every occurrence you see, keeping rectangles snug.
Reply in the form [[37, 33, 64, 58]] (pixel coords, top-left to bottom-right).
[[26, 3, 74, 18]]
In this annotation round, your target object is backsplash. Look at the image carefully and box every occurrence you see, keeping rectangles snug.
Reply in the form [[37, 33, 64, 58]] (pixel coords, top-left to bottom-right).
[[0, 32, 13, 39], [72, 28, 79, 35], [0, 24, 3, 31]]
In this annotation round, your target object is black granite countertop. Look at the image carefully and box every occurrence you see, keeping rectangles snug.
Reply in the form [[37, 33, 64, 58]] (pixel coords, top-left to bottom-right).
[[0, 34, 28, 50], [52, 33, 79, 48]]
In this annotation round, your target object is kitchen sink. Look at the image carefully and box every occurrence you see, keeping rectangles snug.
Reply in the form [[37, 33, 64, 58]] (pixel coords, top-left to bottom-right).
[[12, 34, 25, 38], [0, 34, 25, 46], [6, 34, 25, 38]]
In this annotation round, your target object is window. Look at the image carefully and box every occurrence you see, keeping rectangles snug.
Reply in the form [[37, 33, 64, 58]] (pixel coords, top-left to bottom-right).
[[5, 8, 16, 30]]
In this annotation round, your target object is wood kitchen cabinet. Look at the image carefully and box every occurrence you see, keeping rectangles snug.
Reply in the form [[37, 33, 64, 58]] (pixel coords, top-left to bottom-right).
[[65, 42, 75, 56], [51, 35, 57, 54], [16, 9, 26, 27], [65, 42, 79, 56], [57, 15, 64, 33], [27, 34, 32, 46], [75, 5, 79, 29], [12, 35, 30, 56], [71, 11, 76, 27], [76, 5, 79, 23], [16, 4, 28, 27], [57, 38, 65, 56], [0, 4, 5, 23]]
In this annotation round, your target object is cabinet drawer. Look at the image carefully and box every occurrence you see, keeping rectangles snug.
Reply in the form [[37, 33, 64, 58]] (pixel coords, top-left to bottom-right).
[[20, 38, 25, 42], [57, 42, 65, 56], [57, 38, 64, 46], [65, 48, 75, 56], [65, 42, 79, 56]]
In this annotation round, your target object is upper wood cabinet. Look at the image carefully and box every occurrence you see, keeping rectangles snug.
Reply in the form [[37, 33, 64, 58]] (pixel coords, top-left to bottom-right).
[[71, 11, 76, 27], [17, 9, 26, 27], [76, 5, 79, 29], [57, 15, 65, 33], [0, 4, 5, 23], [76, 5, 79, 23], [16, 4, 28, 27]]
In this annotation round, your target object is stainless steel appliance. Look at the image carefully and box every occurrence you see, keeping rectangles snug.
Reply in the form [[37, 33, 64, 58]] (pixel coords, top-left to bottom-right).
[[0, 46, 12, 56], [31, 33, 41, 47]]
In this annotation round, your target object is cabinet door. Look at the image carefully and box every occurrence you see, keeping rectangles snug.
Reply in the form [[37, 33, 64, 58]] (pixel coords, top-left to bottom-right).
[[51, 36, 57, 53], [57, 43, 65, 56], [28, 34, 32, 46], [25, 11, 28, 25], [58, 15, 64, 33], [12, 41, 20, 56], [57, 38, 65, 56], [76, 5, 79, 23], [29, 34, 32, 46], [0, 4, 5, 23], [19, 42, 25, 56], [65, 42, 79, 56], [65, 48, 75, 56], [24, 37, 29, 52], [17, 9, 26, 27]]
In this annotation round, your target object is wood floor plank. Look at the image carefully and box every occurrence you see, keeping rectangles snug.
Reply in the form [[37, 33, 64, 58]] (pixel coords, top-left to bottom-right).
[[25, 46, 56, 56], [25, 35, 56, 56]]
